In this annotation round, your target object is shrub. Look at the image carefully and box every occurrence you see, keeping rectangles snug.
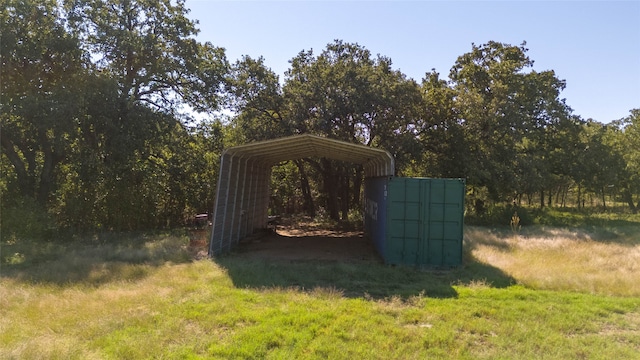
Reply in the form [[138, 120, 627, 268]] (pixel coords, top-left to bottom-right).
[[1, 197, 57, 242], [465, 204, 533, 227]]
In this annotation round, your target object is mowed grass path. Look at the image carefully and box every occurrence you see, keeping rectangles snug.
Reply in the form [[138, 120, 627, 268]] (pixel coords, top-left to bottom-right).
[[2, 217, 640, 359]]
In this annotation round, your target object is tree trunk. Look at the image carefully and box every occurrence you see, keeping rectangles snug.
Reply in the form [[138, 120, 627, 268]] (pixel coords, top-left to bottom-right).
[[36, 135, 64, 205], [622, 190, 637, 214], [577, 184, 582, 209], [321, 158, 340, 220], [37, 150, 55, 205], [601, 187, 607, 210], [353, 167, 363, 208], [341, 169, 349, 220], [294, 160, 315, 217], [540, 189, 545, 209], [0, 132, 34, 199]]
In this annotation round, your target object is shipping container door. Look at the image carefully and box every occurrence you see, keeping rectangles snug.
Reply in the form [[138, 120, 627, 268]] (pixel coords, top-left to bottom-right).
[[443, 179, 465, 266], [421, 179, 465, 266], [387, 178, 421, 265]]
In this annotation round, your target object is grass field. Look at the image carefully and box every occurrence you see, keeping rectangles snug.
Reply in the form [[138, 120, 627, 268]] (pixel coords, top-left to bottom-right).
[[1, 212, 639, 359]]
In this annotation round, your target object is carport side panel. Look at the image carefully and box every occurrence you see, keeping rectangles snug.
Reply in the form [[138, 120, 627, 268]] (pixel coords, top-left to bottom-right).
[[239, 160, 257, 239], [222, 156, 241, 252], [245, 162, 269, 235], [209, 153, 234, 256], [228, 157, 248, 250]]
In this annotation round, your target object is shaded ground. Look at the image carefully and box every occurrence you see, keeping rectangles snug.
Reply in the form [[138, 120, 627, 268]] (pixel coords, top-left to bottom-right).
[[234, 221, 380, 263], [214, 221, 515, 299]]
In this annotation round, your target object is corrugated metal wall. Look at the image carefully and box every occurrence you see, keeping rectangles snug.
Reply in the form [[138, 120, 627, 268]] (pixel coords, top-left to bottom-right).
[[207, 135, 470, 264], [209, 155, 271, 256], [208, 135, 396, 257]]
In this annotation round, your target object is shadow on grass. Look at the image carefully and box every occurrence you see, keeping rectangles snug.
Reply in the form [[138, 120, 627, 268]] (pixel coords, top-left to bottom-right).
[[475, 223, 640, 247], [0, 231, 196, 287], [530, 208, 640, 245], [215, 235, 515, 300]]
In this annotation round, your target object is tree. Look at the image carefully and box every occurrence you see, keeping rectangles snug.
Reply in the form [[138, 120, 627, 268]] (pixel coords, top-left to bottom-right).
[[537, 114, 584, 207], [412, 70, 467, 179], [283, 40, 423, 219], [226, 56, 291, 142], [61, 0, 228, 229], [1, 0, 87, 204], [572, 120, 626, 209], [2, 0, 229, 231], [226, 56, 319, 216], [448, 41, 573, 204], [66, 0, 227, 115], [610, 109, 640, 212]]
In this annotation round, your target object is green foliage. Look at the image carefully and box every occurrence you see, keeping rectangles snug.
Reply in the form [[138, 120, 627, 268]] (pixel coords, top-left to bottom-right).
[[610, 109, 640, 212], [465, 204, 534, 227], [1, 197, 57, 242], [227, 56, 290, 141], [66, 0, 228, 113], [447, 42, 573, 201], [1, 0, 87, 204], [466, 205, 640, 229], [270, 161, 302, 215], [1, 0, 227, 232], [284, 40, 423, 161], [2, 0, 638, 235], [531, 207, 640, 229]]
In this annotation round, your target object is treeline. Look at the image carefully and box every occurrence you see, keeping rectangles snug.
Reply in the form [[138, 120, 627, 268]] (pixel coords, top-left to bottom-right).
[[2, 0, 639, 238]]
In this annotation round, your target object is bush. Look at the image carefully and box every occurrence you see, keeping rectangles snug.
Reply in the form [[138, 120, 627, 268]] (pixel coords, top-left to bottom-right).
[[1, 197, 57, 242], [465, 204, 534, 227]]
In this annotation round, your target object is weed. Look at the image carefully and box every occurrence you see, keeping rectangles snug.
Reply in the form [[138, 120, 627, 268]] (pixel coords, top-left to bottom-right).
[[510, 211, 522, 240]]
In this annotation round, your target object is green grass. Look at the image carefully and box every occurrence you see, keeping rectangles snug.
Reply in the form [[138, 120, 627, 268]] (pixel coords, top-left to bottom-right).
[[1, 213, 639, 359]]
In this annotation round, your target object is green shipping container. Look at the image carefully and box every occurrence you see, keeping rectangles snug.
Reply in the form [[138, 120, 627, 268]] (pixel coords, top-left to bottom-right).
[[384, 177, 465, 267]]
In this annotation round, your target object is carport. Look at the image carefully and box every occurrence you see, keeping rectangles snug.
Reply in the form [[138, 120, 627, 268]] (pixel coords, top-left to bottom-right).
[[208, 134, 395, 256]]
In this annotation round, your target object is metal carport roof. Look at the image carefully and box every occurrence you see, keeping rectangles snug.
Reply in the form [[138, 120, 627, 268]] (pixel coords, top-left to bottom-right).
[[208, 134, 395, 256], [222, 134, 395, 177]]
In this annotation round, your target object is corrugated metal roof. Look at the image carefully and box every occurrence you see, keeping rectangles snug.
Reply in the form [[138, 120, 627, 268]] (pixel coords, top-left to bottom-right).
[[222, 134, 394, 177], [209, 134, 396, 256]]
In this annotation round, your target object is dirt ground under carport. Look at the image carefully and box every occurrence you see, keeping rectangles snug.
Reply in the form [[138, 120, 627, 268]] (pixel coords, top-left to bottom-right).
[[192, 218, 381, 263], [189, 219, 382, 262]]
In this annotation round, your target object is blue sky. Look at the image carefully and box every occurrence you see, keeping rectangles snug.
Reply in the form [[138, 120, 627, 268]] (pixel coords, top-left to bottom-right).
[[187, 1, 640, 123]]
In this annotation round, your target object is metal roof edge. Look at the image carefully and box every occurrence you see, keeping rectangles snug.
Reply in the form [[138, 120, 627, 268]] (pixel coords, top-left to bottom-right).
[[219, 134, 395, 177]]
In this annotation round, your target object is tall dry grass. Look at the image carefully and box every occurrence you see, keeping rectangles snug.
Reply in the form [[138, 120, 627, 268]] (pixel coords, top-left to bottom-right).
[[466, 225, 640, 296]]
